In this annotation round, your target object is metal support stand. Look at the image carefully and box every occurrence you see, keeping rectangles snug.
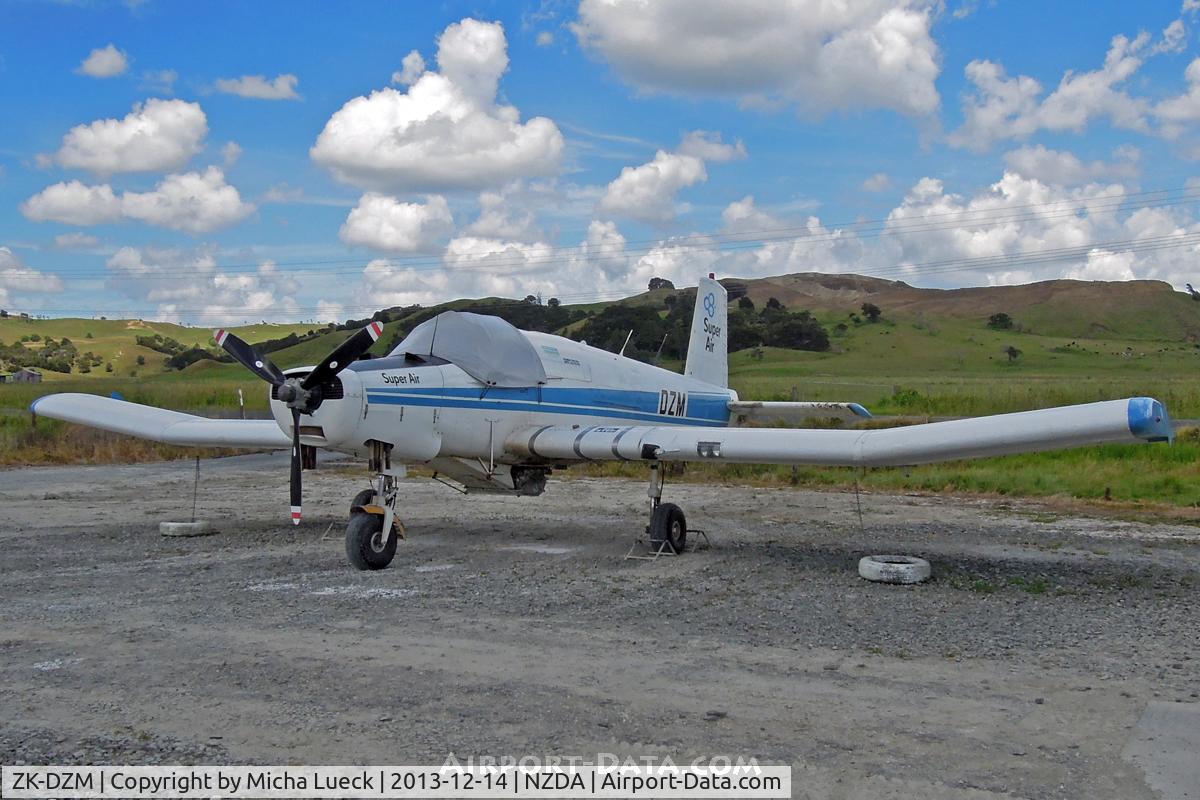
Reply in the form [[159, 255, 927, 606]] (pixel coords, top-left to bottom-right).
[[624, 461, 709, 560], [191, 456, 200, 523], [624, 529, 711, 561]]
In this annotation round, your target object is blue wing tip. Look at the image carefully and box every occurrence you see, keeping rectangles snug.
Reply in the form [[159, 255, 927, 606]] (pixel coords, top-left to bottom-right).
[[849, 403, 872, 419], [1128, 397, 1173, 442]]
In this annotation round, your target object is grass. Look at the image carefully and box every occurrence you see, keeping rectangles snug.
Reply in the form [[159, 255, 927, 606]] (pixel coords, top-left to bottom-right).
[[0, 415, 243, 466], [4, 301, 1200, 508], [573, 436, 1200, 509]]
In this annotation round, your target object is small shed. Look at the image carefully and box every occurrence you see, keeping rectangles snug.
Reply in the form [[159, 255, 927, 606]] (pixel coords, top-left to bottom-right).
[[0, 372, 11, 384], [12, 367, 42, 383]]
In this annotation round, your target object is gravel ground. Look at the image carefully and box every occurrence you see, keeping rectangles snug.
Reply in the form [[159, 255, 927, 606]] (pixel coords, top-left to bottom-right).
[[1, 453, 1199, 799]]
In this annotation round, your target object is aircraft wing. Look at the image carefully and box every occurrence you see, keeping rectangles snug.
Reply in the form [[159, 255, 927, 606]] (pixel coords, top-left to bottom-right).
[[507, 398, 1172, 467], [729, 400, 872, 422], [31, 393, 291, 448]]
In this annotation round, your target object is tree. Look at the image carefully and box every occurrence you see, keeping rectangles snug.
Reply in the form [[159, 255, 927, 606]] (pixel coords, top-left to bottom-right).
[[523, 294, 538, 305], [765, 297, 783, 310], [988, 312, 1014, 330], [136, 355, 146, 366], [648, 277, 675, 291], [764, 314, 830, 352], [861, 302, 882, 322], [1005, 345, 1021, 362], [547, 297, 560, 308], [737, 296, 755, 310]]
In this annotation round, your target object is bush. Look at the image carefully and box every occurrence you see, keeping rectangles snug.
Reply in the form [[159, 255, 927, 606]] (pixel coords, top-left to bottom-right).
[[988, 312, 1014, 330]]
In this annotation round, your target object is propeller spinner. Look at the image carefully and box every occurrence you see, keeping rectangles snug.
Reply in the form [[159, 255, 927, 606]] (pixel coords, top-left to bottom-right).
[[214, 321, 384, 525]]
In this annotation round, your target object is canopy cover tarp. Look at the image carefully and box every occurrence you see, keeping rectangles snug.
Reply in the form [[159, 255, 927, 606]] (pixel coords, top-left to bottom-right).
[[390, 311, 547, 387]]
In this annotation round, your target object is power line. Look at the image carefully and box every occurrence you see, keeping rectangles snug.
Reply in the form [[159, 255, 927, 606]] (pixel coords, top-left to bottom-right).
[[21, 231, 1200, 319], [24, 185, 1200, 280]]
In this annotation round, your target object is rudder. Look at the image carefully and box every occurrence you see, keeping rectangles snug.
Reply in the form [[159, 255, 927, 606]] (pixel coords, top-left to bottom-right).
[[685, 274, 728, 388]]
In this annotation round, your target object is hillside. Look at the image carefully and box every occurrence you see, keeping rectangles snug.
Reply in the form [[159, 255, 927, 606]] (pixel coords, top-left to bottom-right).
[[4, 272, 1200, 387], [729, 273, 1200, 341], [0, 317, 319, 379]]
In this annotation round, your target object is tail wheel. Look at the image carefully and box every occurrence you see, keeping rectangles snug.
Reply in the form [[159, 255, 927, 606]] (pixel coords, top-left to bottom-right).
[[345, 511, 396, 570], [649, 503, 687, 554]]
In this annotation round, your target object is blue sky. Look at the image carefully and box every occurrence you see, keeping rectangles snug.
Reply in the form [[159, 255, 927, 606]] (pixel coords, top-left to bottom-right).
[[2, 0, 1199, 323]]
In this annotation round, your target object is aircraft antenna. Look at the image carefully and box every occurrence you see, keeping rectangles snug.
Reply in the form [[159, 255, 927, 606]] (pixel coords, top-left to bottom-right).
[[652, 333, 669, 365], [618, 329, 634, 356]]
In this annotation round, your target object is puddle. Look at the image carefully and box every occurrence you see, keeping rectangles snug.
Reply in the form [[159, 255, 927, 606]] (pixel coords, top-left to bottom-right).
[[246, 581, 301, 592], [308, 586, 416, 599], [32, 658, 82, 672], [500, 544, 579, 555]]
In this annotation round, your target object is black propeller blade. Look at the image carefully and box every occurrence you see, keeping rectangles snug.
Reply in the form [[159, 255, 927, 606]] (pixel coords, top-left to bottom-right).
[[214, 329, 287, 386], [214, 321, 385, 527], [302, 320, 384, 391]]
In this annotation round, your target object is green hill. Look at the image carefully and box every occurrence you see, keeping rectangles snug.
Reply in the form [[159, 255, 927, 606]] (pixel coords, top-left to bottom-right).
[[5, 272, 1200, 416], [0, 317, 319, 380]]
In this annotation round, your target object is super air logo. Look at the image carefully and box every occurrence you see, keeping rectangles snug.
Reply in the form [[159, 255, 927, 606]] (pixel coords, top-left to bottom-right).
[[382, 372, 421, 385], [702, 292, 722, 353], [658, 389, 688, 418]]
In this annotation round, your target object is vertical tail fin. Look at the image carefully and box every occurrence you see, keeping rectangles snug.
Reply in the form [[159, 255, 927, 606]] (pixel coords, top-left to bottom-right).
[[685, 274, 728, 388]]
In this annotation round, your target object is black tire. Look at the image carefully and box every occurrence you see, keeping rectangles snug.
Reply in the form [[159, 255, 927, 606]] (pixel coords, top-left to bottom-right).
[[345, 511, 396, 570], [350, 488, 376, 512], [648, 503, 687, 554]]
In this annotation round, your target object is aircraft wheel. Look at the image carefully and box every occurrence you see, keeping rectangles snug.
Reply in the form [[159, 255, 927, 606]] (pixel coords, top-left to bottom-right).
[[649, 503, 687, 554], [345, 511, 396, 570]]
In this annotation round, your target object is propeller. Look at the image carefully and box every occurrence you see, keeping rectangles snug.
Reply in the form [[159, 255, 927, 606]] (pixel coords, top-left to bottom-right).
[[214, 321, 385, 525]]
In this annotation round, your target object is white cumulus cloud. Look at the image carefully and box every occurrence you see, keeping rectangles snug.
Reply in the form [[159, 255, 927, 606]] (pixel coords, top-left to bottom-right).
[[600, 131, 743, 224], [22, 167, 255, 234], [77, 44, 129, 78], [573, 0, 941, 118], [0, 247, 65, 308], [391, 50, 426, 85], [52, 99, 208, 175], [311, 18, 564, 192], [213, 74, 301, 100], [339, 193, 453, 253], [947, 31, 1193, 150], [1003, 144, 1140, 185], [106, 246, 300, 324]]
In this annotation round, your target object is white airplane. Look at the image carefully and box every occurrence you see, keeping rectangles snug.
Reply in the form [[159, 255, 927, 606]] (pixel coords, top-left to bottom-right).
[[32, 275, 1174, 570]]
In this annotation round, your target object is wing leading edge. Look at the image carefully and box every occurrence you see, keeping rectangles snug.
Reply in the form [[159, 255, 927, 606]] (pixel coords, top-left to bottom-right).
[[507, 398, 1172, 467], [31, 393, 291, 448]]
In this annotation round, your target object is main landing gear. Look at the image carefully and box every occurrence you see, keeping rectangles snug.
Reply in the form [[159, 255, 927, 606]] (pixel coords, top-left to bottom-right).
[[646, 462, 688, 555], [345, 441, 405, 571]]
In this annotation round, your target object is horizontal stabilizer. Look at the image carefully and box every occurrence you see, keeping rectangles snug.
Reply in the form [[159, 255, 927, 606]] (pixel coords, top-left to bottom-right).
[[31, 393, 291, 449], [507, 398, 1171, 467], [729, 400, 872, 422]]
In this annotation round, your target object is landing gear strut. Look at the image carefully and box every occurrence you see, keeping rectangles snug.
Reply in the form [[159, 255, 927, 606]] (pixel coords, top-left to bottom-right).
[[646, 462, 687, 554], [345, 441, 405, 570]]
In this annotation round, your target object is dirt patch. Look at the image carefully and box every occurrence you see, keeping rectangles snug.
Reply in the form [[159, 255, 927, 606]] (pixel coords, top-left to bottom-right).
[[0, 454, 1197, 798]]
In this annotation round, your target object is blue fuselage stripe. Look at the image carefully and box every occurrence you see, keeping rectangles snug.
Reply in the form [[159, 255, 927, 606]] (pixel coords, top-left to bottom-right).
[[365, 386, 731, 427]]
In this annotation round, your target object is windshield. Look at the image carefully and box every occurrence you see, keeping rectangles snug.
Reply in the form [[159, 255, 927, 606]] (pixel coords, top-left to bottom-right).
[[389, 311, 547, 387]]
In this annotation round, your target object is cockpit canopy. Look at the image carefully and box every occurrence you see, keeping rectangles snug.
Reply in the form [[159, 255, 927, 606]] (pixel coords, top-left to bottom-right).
[[389, 311, 547, 387]]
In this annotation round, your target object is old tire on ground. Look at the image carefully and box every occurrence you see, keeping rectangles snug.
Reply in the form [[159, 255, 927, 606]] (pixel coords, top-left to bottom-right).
[[649, 503, 687, 554], [159, 520, 214, 537], [858, 555, 931, 584], [349, 488, 376, 512], [345, 511, 396, 570]]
